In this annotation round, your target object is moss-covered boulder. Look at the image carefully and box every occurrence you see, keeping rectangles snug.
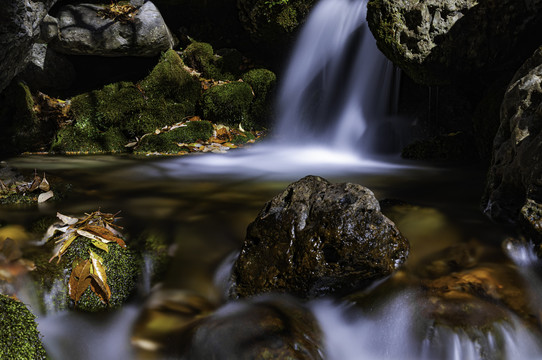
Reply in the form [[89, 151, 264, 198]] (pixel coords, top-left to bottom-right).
[[230, 175, 410, 299], [31, 224, 141, 313], [136, 120, 214, 154], [0, 82, 54, 157], [201, 82, 254, 128], [0, 295, 47, 359], [242, 69, 276, 129], [50, 119, 127, 154], [182, 42, 245, 81], [52, 50, 200, 153]]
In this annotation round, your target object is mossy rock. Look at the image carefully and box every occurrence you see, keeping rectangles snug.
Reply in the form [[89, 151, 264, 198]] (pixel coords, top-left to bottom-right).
[[182, 42, 242, 81], [57, 50, 201, 153], [201, 82, 253, 127], [136, 120, 214, 154], [242, 68, 276, 129], [50, 119, 127, 154], [0, 82, 53, 157], [140, 49, 201, 104], [0, 295, 47, 359], [31, 236, 141, 313]]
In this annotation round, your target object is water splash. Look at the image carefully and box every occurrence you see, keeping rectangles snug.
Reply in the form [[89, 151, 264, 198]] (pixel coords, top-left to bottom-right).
[[312, 292, 542, 360], [274, 0, 405, 154]]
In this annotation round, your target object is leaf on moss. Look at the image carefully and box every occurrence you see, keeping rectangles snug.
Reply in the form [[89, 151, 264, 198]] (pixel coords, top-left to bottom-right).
[[89, 250, 111, 303], [69, 259, 92, 304], [49, 230, 78, 263], [80, 225, 126, 248]]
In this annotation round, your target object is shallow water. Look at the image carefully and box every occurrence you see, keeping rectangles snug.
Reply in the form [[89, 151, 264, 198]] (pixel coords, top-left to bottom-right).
[[4, 150, 541, 359]]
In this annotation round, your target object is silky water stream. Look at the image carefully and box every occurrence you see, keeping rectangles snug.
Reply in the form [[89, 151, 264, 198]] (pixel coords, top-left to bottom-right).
[[3, 0, 542, 359]]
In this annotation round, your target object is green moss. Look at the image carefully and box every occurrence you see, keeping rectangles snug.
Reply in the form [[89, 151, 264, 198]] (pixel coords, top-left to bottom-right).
[[201, 82, 254, 127], [64, 238, 141, 312], [182, 42, 224, 80], [232, 131, 256, 145], [50, 118, 127, 154], [136, 120, 214, 154], [61, 50, 201, 152], [0, 295, 47, 359], [140, 50, 201, 104], [242, 69, 277, 129], [30, 236, 141, 313]]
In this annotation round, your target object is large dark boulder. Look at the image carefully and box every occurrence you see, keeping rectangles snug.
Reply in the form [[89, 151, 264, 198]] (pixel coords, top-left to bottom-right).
[[367, 0, 542, 85], [482, 47, 542, 230], [230, 175, 409, 299], [49, 1, 175, 57], [0, 0, 58, 93]]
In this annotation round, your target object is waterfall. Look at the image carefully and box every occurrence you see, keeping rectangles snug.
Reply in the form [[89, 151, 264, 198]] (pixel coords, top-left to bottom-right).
[[274, 0, 405, 155]]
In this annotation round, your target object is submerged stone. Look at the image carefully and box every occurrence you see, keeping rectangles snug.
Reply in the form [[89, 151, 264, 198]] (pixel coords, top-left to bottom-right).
[[172, 295, 323, 360], [230, 175, 409, 299]]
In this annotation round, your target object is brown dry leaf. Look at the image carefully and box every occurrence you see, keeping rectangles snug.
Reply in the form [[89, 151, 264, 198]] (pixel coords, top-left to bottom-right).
[[28, 174, 41, 192], [80, 225, 126, 248], [39, 174, 50, 191], [89, 250, 111, 303], [69, 259, 92, 304]]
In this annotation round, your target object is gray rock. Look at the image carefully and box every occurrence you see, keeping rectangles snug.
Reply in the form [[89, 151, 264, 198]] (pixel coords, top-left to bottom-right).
[[483, 47, 542, 226], [367, 0, 542, 85], [0, 0, 58, 93], [18, 44, 75, 91], [38, 14, 59, 44], [231, 175, 409, 299], [50, 1, 175, 57]]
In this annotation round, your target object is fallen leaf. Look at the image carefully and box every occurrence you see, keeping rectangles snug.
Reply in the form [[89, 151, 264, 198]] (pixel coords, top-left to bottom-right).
[[89, 250, 111, 303], [69, 259, 92, 304], [49, 230, 78, 263], [38, 190, 54, 203], [28, 174, 41, 192], [89, 238, 109, 253], [39, 174, 50, 191], [57, 212, 79, 225]]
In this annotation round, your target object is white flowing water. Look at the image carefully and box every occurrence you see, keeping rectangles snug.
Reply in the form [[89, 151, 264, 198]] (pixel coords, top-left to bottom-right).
[[274, 0, 404, 154]]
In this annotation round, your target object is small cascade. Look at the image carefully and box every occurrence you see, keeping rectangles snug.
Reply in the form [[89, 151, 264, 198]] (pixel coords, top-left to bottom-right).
[[274, 0, 407, 155]]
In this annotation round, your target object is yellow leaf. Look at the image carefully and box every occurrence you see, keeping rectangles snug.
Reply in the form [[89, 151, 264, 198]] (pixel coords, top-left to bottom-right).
[[90, 238, 109, 252], [50, 230, 78, 263], [89, 250, 111, 302]]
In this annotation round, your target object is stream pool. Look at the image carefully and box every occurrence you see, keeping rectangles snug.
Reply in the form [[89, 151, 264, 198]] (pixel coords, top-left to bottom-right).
[[3, 147, 541, 359]]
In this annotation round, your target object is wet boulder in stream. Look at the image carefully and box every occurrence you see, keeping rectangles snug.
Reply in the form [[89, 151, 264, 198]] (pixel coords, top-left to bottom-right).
[[231, 175, 409, 299]]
